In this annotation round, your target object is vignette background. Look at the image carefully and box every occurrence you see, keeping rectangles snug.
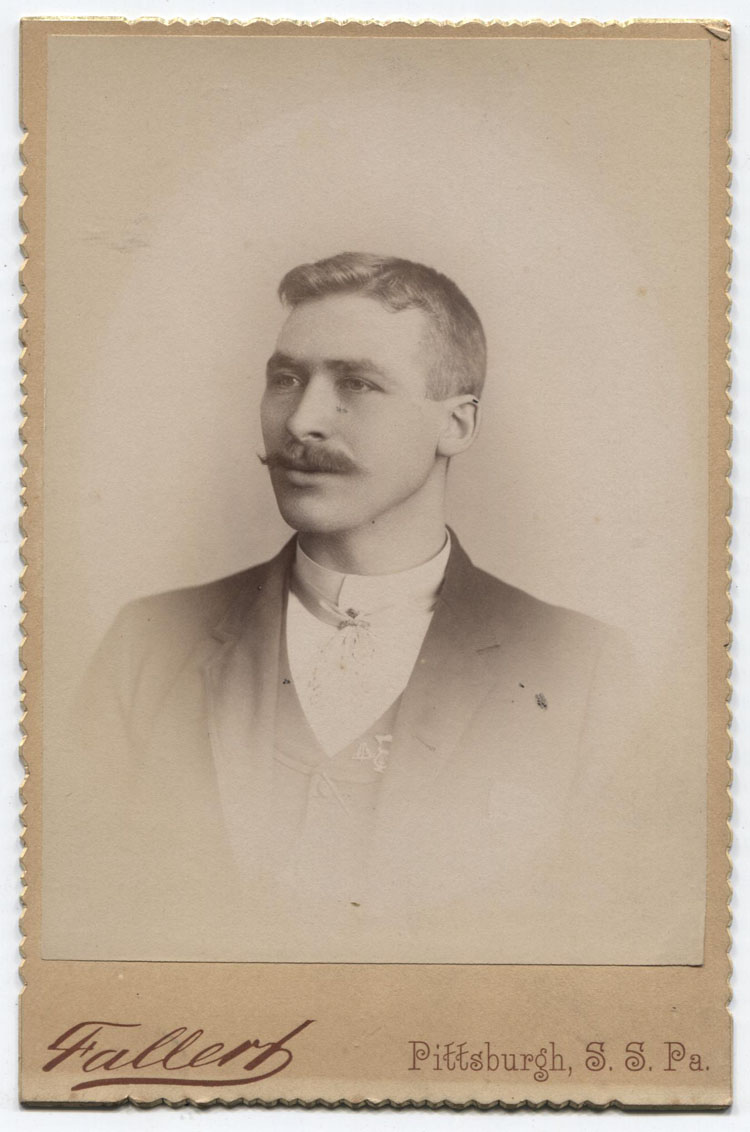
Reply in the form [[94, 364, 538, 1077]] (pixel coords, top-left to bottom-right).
[[40, 24, 711, 967]]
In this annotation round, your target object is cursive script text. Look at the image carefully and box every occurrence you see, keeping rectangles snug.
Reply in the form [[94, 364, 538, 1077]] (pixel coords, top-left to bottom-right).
[[43, 1017, 315, 1090]]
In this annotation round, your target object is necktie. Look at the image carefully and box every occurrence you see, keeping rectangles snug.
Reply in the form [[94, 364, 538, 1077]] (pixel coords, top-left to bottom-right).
[[288, 565, 442, 757], [289, 573, 377, 705]]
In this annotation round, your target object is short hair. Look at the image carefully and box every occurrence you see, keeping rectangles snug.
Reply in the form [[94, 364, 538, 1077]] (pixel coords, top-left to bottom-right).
[[278, 252, 487, 400]]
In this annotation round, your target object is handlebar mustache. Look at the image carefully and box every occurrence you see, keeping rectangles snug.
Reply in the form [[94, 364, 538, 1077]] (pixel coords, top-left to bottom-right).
[[259, 446, 357, 474]]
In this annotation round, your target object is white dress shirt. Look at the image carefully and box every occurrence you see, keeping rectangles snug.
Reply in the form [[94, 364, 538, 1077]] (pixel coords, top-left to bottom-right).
[[286, 533, 451, 756]]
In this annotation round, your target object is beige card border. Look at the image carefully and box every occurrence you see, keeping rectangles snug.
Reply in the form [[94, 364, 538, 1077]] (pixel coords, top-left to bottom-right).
[[18, 17, 732, 1110]]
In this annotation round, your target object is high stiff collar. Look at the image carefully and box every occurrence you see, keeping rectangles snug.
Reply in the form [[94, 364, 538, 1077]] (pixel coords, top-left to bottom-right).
[[210, 528, 507, 652], [210, 528, 507, 657], [293, 531, 451, 617]]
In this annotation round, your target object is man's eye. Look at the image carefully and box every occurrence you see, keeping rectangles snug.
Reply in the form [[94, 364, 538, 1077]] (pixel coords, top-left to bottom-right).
[[268, 372, 300, 390], [339, 377, 373, 393]]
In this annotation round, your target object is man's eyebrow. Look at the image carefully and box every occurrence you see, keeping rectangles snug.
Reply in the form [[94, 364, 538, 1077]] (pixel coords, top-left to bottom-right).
[[266, 351, 306, 375], [327, 358, 388, 379], [265, 353, 389, 380]]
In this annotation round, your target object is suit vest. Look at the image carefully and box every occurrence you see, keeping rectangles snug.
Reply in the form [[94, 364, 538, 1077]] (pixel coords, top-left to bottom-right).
[[268, 628, 403, 908]]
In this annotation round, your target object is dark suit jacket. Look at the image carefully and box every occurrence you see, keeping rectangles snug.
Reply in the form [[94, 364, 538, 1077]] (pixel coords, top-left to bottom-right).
[[47, 534, 703, 964]]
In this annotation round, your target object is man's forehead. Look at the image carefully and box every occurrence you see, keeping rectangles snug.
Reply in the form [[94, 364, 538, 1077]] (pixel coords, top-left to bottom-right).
[[275, 293, 431, 361]]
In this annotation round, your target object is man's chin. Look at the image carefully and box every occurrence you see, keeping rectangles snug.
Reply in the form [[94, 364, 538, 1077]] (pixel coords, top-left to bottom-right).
[[273, 495, 356, 536]]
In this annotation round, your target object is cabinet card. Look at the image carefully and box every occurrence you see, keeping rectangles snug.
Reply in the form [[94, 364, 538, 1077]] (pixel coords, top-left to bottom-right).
[[19, 17, 732, 1109]]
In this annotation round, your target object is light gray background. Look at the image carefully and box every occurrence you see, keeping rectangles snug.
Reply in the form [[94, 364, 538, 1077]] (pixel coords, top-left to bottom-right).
[[2, 1, 748, 1129]]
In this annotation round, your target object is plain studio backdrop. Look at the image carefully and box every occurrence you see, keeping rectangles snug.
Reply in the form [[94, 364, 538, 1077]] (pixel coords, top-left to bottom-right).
[[40, 33, 709, 894]]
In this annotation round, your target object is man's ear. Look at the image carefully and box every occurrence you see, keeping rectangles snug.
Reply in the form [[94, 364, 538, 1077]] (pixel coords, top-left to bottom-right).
[[436, 394, 481, 458]]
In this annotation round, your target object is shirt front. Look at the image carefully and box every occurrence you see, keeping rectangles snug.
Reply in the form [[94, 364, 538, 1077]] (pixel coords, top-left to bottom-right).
[[286, 532, 451, 755]]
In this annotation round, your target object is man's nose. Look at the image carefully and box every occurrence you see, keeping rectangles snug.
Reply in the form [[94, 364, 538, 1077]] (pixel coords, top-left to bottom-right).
[[285, 375, 337, 441]]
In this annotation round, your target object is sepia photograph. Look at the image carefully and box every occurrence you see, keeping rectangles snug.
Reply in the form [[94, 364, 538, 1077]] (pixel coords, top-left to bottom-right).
[[18, 16, 732, 1108], [38, 28, 710, 966]]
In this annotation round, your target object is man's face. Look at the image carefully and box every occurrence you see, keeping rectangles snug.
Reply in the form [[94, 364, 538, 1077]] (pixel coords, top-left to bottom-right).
[[261, 294, 449, 536]]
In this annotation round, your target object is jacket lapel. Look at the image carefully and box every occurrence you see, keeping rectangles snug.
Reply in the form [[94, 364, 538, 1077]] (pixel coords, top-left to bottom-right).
[[202, 539, 294, 876], [374, 536, 511, 823]]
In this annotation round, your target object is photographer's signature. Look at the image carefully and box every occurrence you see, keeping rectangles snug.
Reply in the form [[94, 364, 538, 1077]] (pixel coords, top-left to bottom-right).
[[43, 1017, 315, 1091]]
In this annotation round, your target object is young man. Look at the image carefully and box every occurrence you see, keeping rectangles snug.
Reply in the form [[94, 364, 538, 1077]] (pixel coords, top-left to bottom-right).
[[60, 254, 694, 965]]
